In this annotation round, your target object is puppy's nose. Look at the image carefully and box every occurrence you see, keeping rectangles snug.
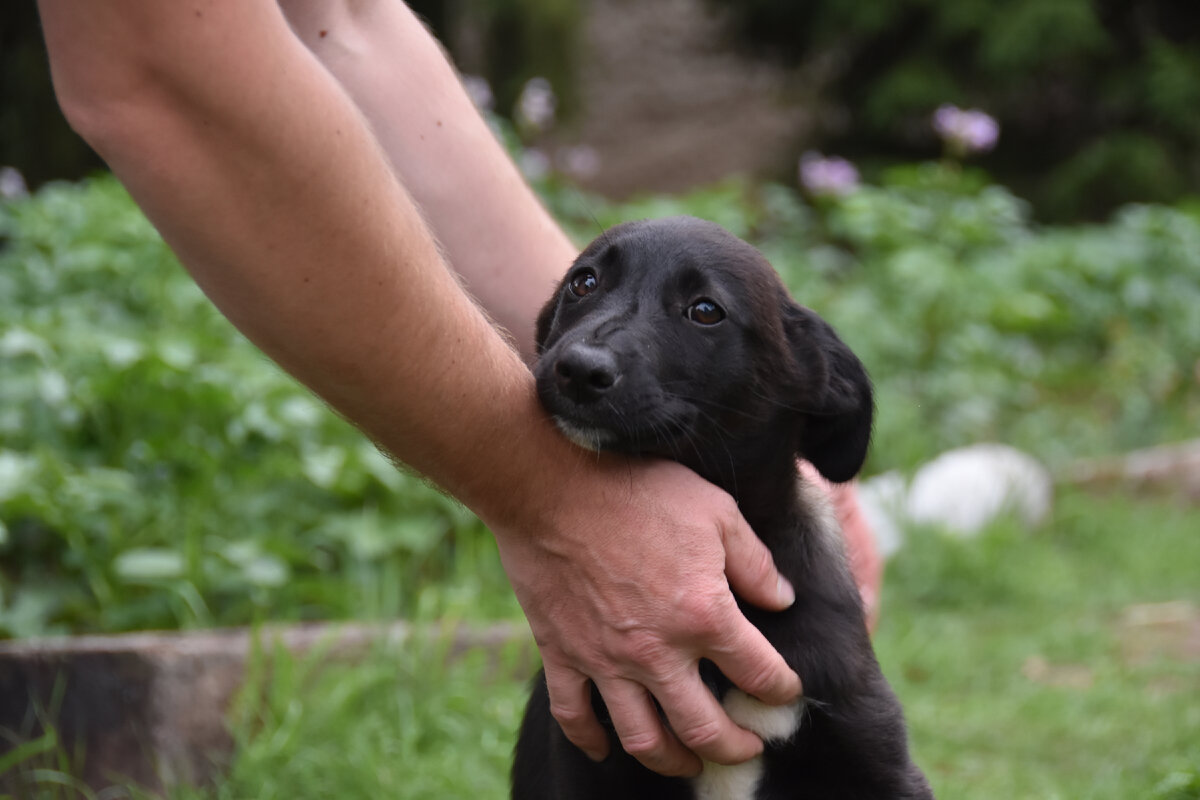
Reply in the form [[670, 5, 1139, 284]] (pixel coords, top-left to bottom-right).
[[554, 343, 619, 403]]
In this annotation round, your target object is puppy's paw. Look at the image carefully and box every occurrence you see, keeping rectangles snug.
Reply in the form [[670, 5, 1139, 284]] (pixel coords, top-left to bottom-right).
[[722, 689, 803, 743]]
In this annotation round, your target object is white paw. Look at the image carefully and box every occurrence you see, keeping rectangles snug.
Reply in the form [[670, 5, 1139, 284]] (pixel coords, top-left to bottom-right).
[[722, 689, 803, 743]]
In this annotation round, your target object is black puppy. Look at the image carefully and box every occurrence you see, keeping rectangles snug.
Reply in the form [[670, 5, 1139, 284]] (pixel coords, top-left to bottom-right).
[[513, 217, 933, 799]]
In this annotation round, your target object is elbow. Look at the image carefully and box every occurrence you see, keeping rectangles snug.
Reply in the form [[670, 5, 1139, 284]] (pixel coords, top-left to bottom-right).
[[42, 30, 166, 164], [55, 90, 113, 153], [39, 4, 157, 161], [50, 73, 148, 163]]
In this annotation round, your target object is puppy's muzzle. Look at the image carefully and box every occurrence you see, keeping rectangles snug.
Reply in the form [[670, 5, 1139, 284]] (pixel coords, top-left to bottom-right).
[[553, 342, 620, 404]]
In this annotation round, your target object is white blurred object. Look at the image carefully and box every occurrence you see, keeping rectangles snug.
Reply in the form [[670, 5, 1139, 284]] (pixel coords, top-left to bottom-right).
[[905, 443, 1053, 536], [857, 471, 908, 558]]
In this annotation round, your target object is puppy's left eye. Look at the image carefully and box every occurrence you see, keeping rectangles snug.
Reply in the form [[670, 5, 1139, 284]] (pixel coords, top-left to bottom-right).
[[686, 299, 725, 325], [569, 269, 598, 297]]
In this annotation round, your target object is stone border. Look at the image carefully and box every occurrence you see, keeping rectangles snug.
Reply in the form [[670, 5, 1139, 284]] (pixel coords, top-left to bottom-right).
[[1061, 438, 1200, 501], [0, 621, 533, 793]]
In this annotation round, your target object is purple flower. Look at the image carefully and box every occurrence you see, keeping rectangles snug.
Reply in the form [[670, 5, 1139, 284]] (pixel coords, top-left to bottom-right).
[[515, 77, 557, 133], [798, 152, 860, 197], [932, 104, 999, 156], [0, 166, 28, 200]]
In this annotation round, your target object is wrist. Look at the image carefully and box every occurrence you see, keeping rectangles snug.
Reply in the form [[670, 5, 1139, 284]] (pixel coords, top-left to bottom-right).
[[445, 381, 594, 540]]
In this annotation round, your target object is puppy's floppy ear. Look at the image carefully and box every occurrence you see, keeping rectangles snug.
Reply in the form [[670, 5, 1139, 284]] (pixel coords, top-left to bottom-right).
[[784, 303, 874, 483]]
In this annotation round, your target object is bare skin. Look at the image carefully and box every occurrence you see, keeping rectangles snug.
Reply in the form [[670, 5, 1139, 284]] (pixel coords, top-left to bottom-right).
[[276, 0, 566, 363], [37, 0, 804, 777]]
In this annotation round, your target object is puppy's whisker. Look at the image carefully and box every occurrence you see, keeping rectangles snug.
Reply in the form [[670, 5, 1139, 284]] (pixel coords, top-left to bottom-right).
[[646, 391, 743, 493], [655, 403, 740, 499], [658, 383, 778, 424]]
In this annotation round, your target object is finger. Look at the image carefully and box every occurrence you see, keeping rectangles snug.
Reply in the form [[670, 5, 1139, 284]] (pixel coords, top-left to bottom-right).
[[707, 619, 802, 706], [543, 663, 610, 762], [721, 511, 795, 611], [650, 669, 764, 766], [598, 678, 701, 777]]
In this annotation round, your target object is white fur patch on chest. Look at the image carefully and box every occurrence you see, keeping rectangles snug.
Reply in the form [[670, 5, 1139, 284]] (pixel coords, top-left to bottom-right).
[[691, 690, 803, 800]]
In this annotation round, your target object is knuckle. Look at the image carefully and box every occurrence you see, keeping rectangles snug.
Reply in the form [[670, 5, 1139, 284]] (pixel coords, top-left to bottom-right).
[[620, 729, 664, 759], [736, 657, 783, 698], [713, 491, 740, 519], [611, 630, 669, 669], [675, 717, 724, 752], [679, 592, 733, 638], [548, 701, 591, 732], [745, 544, 776, 581]]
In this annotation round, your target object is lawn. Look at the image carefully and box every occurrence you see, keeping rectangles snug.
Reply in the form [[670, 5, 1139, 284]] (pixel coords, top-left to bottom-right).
[[882, 490, 1200, 798]]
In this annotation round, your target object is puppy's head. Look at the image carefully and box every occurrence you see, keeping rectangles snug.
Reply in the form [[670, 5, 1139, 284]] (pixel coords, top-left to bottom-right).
[[534, 216, 873, 483]]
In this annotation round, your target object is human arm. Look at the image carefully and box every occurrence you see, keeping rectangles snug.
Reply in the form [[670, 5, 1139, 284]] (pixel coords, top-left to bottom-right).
[[37, 0, 801, 776], [279, 0, 570, 363]]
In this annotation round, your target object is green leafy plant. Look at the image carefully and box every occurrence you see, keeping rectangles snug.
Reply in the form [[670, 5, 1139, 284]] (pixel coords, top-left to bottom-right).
[[0, 178, 520, 637], [3, 166, 1199, 638]]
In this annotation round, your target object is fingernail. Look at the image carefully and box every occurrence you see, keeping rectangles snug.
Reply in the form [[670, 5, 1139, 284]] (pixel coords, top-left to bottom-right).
[[584, 747, 606, 763], [777, 575, 795, 606]]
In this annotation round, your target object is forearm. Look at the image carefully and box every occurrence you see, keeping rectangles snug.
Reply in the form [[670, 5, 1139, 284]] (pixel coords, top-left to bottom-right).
[[279, 0, 576, 361], [37, 0, 566, 530]]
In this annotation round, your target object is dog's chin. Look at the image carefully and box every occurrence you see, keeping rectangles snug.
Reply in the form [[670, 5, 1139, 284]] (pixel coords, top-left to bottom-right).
[[551, 412, 696, 459], [552, 417, 615, 452]]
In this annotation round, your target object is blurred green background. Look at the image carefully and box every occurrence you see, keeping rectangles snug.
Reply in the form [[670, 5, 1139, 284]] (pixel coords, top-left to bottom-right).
[[1, 0, 1198, 798]]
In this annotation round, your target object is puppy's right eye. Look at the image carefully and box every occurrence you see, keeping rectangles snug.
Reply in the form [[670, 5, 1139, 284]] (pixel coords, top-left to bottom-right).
[[686, 298, 726, 325], [569, 269, 598, 297]]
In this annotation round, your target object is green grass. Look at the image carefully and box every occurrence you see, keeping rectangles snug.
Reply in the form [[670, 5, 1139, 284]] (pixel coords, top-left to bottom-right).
[[181, 636, 534, 800], [879, 490, 1200, 798], [9, 488, 1192, 799]]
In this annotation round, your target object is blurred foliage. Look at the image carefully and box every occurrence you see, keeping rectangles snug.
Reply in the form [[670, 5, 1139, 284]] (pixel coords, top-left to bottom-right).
[[709, 0, 1200, 220], [2, 169, 1198, 638], [0, 178, 521, 638]]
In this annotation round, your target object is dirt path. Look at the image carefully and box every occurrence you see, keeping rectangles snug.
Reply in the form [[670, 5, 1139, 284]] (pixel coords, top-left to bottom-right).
[[559, 0, 814, 197]]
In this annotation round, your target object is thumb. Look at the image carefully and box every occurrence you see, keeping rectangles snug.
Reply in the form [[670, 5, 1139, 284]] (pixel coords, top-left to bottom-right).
[[721, 513, 795, 611]]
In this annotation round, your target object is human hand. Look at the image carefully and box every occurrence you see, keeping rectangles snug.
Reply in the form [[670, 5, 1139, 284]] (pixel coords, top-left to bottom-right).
[[494, 455, 802, 777]]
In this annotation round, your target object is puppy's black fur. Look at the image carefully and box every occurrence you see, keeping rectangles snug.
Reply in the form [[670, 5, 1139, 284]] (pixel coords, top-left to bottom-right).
[[513, 217, 933, 799]]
